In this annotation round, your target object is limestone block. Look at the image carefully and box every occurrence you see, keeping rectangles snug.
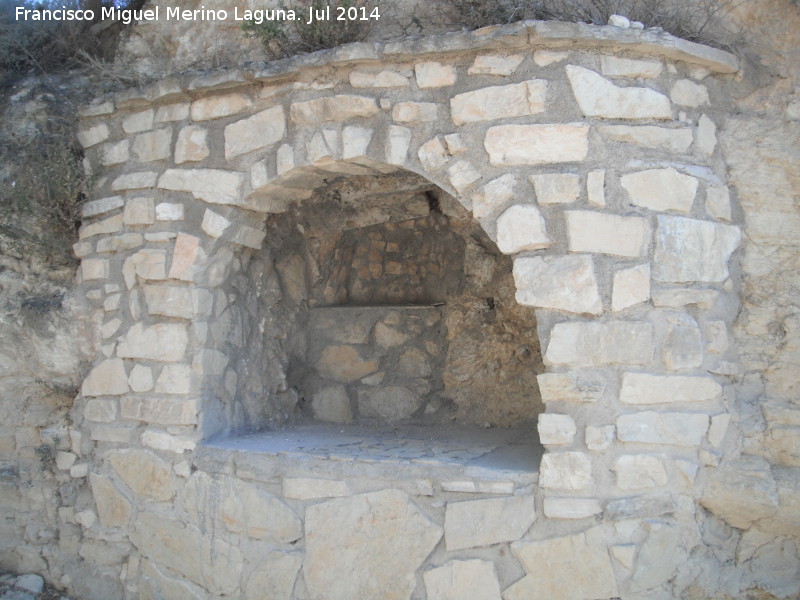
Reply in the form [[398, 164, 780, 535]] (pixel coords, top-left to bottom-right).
[[612, 263, 650, 311], [587, 169, 606, 206], [415, 62, 457, 88], [696, 114, 717, 156], [617, 411, 709, 446], [545, 321, 654, 366], [543, 498, 602, 519], [539, 452, 592, 490], [485, 123, 588, 166], [621, 168, 698, 213], [496, 204, 551, 254], [615, 454, 668, 490], [217, 478, 302, 542], [538, 413, 577, 445], [598, 124, 693, 152], [175, 126, 210, 164], [107, 449, 174, 501], [423, 560, 501, 600], [318, 345, 378, 382], [97, 234, 142, 255], [71, 463, 89, 478], [123, 197, 155, 226], [386, 125, 411, 165], [100, 140, 129, 166], [701, 458, 779, 529], [350, 70, 409, 88], [468, 54, 523, 75], [225, 105, 286, 159], [82, 196, 124, 218], [651, 287, 720, 309], [514, 255, 602, 315], [566, 210, 650, 257], [56, 451, 77, 470], [472, 173, 517, 218], [276, 143, 294, 174], [705, 186, 731, 221], [141, 428, 196, 453], [79, 213, 123, 239], [290, 95, 379, 124], [447, 160, 481, 192], [201, 210, 231, 239], [90, 473, 132, 528], [670, 79, 709, 107], [311, 385, 353, 423], [566, 65, 671, 119], [144, 285, 211, 319], [601, 56, 663, 78], [155, 102, 189, 123], [619, 372, 722, 404], [122, 249, 167, 288], [306, 129, 338, 164], [77, 123, 109, 147], [117, 322, 188, 362], [190, 93, 251, 121], [444, 133, 466, 155], [586, 425, 615, 451], [283, 477, 350, 500], [140, 561, 206, 600], [451, 80, 547, 125], [72, 241, 93, 257], [132, 128, 171, 162], [342, 125, 373, 159], [507, 527, 618, 600], [393, 101, 439, 123], [154, 364, 192, 394], [530, 173, 580, 205], [91, 425, 135, 444], [537, 372, 605, 403], [120, 396, 198, 425], [533, 50, 568, 66], [168, 233, 200, 281], [444, 495, 535, 551], [128, 364, 154, 392], [358, 386, 421, 422], [629, 521, 682, 593], [81, 358, 130, 397], [122, 109, 154, 133], [653, 215, 741, 283], [84, 399, 117, 422], [159, 168, 246, 206], [244, 551, 302, 600], [418, 136, 449, 171], [663, 312, 703, 370], [112, 171, 158, 191], [304, 490, 442, 600]]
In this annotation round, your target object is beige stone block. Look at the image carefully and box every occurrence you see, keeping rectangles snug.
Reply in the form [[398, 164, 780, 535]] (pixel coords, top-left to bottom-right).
[[103, 293, 120, 311], [191, 93, 251, 121], [318, 345, 378, 382], [71, 463, 89, 478], [415, 61, 457, 88], [90, 473, 132, 528], [128, 364, 154, 393], [158, 168, 245, 206], [244, 552, 302, 600], [90, 425, 135, 444], [304, 490, 442, 600], [472, 173, 517, 218], [283, 477, 350, 500], [670, 79, 709, 107], [514, 255, 602, 315], [122, 249, 167, 288], [144, 285, 211, 319], [117, 322, 188, 362], [444, 495, 535, 551], [447, 160, 481, 192], [108, 449, 174, 501], [141, 428, 196, 453], [140, 560, 206, 600], [654, 215, 741, 283], [530, 173, 580, 205], [217, 477, 303, 542], [200, 210, 230, 239], [120, 397, 198, 426], [350, 70, 409, 88], [629, 521, 682, 593], [342, 125, 373, 159], [84, 398, 117, 422], [122, 109, 154, 133], [155, 102, 189, 123], [615, 454, 668, 490], [77, 123, 109, 147], [132, 128, 171, 162], [440, 480, 514, 494], [155, 364, 192, 394], [358, 386, 421, 422], [123, 197, 155, 226], [621, 167, 698, 213], [451, 80, 546, 125], [705, 186, 731, 221], [539, 452, 592, 490], [155, 202, 184, 221], [175, 125, 209, 164], [601, 56, 663, 78], [586, 425, 615, 451], [468, 54, 523, 75], [496, 204, 551, 254], [696, 114, 717, 157], [96, 233, 143, 253], [700, 457, 778, 528], [82, 358, 130, 397], [612, 263, 650, 311], [56, 451, 77, 470], [537, 372, 604, 403], [566, 210, 650, 257], [386, 125, 411, 165], [82, 196, 123, 218], [290, 95, 379, 124], [617, 411, 709, 446], [100, 139, 129, 166], [225, 105, 286, 159], [619, 372, 721, 404], [424, 560, 501, 600], [276, 143, 294, 174], [112, 171, 158, 191], [443, 133, 466, 155], [393, 101, 438, 123], [566, 65, 671, 119], [598, 124, 693, 152], [586, 169, 606, 206], [72, 241, 93, 258], [542, 497, 603, 519], [651, 287, 720, 309], [417, 136, 449, 171], [545, 321, 654, 367], [81, 258, 109, 281], [169, 233, 200, 281], [484, 123, 589, 166], [533, 49, 568, 66], [79, 213, 123, 239], [538, 414, 576, 445]]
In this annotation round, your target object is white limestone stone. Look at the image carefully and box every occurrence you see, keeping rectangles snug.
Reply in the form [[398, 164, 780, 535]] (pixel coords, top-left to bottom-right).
[[543, 497, 603, 519], [120, 397, 198, 425], [496, 204, 551, 254], [417, 136, 449, 171], [598, 124, 694, 152], [342, 125, 373, 159], [566, 210, 650, 257], [128, 364, 154, 393], [450, 80, 547, 125], [122, 249, 167, 288], [424, 560, 501, 600], [386, 125, 411, 165], [304, 490, 442, 600], [629, 521, 682, 593], [621, 167, 698, 213], [530, 173, 580, 205], [468, 54, 524, 75], [277, 143, 295, 174], [612, 263, 651, 311], [82, 196, 123, 218], [700, 457, 779, 529], [485, 123, 589, 165], [651, 287, 720, 309], [653, 215, 741, 283], [175, 125, 210, 163], [84, 399, 117, 422], [154, 364, 192, 394], [619, 372, 722, 404], [112, 171, 158, 191], [283, 477, 350, 500], [306, 129, 338, 164], [141, 428, 196, 453], [156, 202, 184, 221], [537, 372, 605, 403], [100, 140, 129, 166], [225, 105, 286, 159], [415, 62, 457, 88], [122, 109, 154, 133], [705, 186, 732, 221], [117, 322, 188, 362], [81, 358, 130, 397], [358, 386, 421, 422], [90, 473, 132, 528], [507, 527, 618, 600], [566, 65, 671, 119], [586, 425, 615, 451], [158, 168, 245, 206], [533, 50, 568, 66], [443, 133, 466, 155], [514, 255, 602, 315], [696, 114, 718, 158], [349, 70, 409, 88], [472, 173, 517, 218], [447, 160, 481, 192], [608, 14, 630, 27], [587, 169, 606, 207], [123, 197, 155, 226], [392, 101, 438, 123], [601, 56, 663, 78], [290, 95, 379, 124], [617, 411, 710, 446], [190, 93, 252, 121], [132, 128, 171, 162], [615, 454, 668, 490], [96, 234, 143, 254], [108, 449, 174, 501], [538, 413, 577, 445], [444, 495, 535, 551], [545, 321, 655, 367], [670, 79, 709, 107], [539, 452, 592, 490], [79, 213, 123, 239], [155, 102, 189, 123]]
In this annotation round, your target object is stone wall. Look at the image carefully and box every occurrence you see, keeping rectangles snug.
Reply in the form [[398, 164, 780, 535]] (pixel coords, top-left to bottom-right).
[[2, 15, 799, 600]]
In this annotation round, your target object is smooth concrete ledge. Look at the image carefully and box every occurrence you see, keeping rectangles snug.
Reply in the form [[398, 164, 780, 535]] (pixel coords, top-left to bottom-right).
[[82, 19, 738, 115]]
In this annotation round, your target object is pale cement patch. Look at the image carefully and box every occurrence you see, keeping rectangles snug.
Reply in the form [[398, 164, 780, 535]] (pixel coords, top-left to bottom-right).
[[615, 454, 668, 490]]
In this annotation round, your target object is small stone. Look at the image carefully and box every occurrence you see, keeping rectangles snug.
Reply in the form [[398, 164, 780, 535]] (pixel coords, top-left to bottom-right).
[[447, 160, 481, 192], [155, 102, 189, 123], [671, 79, 710, 107], [156, 202, 184, 221], [696, 113, 717, 157], [415, 62, 457, 88], [350, 70, 409, 88], [70, 463, 89, 478], [132, 128, 171, 162], [417, 136, 449, 171], [393, 101, 438, 123], [342, 125, 373, 159], [225, 105, 286, 159], [128, 364, 154, 392], [514, 255, 602, 315], [358, 386, 421, 422], [537, 372, 605, 403], [81, 358, 130, 397], [386, 125, 411, 165], [56, 451, 77, 470], [539, 452, 592, 490], [533, 50, 568, 66], [424, 560, 502, 600], [586, 169, 606, 206], [117, 322, 188, 362], [629, 521, 683, 593], [608, 13, 630, 27], [82, 196, 124, 218], [545, 321, 654, 367], [615, 454, 668, 490], [283, 477, 350, 500], [80, 213, 123, 239], [621, 168, 698, 213], [601, 55, 662, 78], [175, 125, 210, 163], [312, 385, 352, 423], [123, 197, 155, 226], [201, 209, 231, 238], [472, 173, 517, 218], [705, 186, 731, 221], [290, 95, 379, 124], [155, 364, 192, 394], [538, 413, 576, 445], [122, 109, 154, 133], [75, 509, 96, 528], [496, 204, 551, 254], [191, 93, 252, 121], [586, 425, 615, 451], [612, 263, 650, 311], [112, 171, 158, 191], [598, 124, 693, 152], [318, 345, 378, 382], [530, 173, 580, 205], [444, 495, 535, 551], [468, 54, 524, 75], [108, 449, 174, 501], [708, 413, 731, 447], [15, 574, 44, 595], [485, 123, 589, 166], [566, 65, 671, 120], [78, 123, 109, 147], [100, 139, 129, 166], [566, 210, 650, 257], [663, 312, 703, 370]]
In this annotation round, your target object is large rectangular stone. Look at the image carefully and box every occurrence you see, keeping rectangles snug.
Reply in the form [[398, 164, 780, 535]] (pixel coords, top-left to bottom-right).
[[598, 125, 693, 152], [566, 65, 671, 119], [485, 124, 588, 166], [117, 322, 188, 362], [545, 321, 654, 367], [444, 495, 535, 551], [539, 452, 592, 491], [514, 255, 602, 315], [566, 211, 650, 257], [654, 216, 741, 283], [621, 168, 698, 213], [290, 95, 379, 124], [224, 105, 286, 159], [158, 168, 245, 206], [537, 372, 605, 403], [119, 397, 198, 425], [619, 373, 723, 404], [451, 80, 547, 125], [617, 411, 710, 446]]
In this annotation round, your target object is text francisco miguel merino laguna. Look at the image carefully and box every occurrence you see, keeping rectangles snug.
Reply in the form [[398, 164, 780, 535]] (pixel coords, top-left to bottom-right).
[[15, 4, 381, 25]]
